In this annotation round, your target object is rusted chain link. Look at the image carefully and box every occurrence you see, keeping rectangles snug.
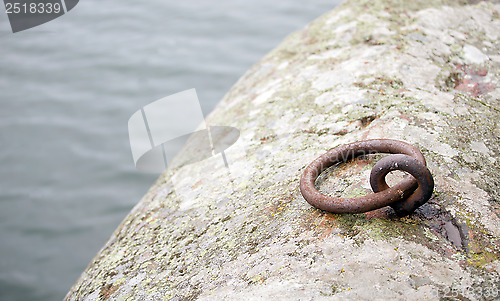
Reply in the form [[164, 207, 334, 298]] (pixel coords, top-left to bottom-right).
[[299, 139, 434, 216]]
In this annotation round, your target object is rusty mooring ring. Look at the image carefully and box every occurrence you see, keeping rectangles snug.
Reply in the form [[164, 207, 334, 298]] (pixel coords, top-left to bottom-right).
[[299, 139, 434, 216]]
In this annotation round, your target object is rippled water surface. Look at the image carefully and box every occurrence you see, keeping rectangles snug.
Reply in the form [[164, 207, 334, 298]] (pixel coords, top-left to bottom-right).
[[0, 1, 341, 299]]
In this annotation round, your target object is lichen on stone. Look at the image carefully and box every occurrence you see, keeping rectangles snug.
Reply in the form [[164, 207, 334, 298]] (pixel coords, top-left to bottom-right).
[[66, 0, 500, 300]]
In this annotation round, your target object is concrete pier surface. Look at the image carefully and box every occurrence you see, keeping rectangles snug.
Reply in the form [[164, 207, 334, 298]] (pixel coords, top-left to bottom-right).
[[66, 0, 500, 299]]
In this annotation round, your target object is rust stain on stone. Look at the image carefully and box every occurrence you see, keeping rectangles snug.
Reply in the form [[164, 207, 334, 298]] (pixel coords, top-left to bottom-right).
[[100, 283, 121, 300], [453, 64, 495, 97]]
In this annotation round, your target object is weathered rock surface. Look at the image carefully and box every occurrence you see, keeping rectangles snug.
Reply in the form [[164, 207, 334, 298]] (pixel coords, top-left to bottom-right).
[[67, 0, 500, 300]]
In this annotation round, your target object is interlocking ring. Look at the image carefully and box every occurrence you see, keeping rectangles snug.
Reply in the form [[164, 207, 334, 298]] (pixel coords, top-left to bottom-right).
[[299, 139, 434, 216]]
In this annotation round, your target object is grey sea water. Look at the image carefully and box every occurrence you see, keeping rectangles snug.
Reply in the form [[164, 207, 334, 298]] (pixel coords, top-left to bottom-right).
[[0, 0, 341, 299]]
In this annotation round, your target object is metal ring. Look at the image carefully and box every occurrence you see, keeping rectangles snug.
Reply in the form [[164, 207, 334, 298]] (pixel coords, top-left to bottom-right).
[[370, 154, 434, 216], [299, 139, 434, 216]]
